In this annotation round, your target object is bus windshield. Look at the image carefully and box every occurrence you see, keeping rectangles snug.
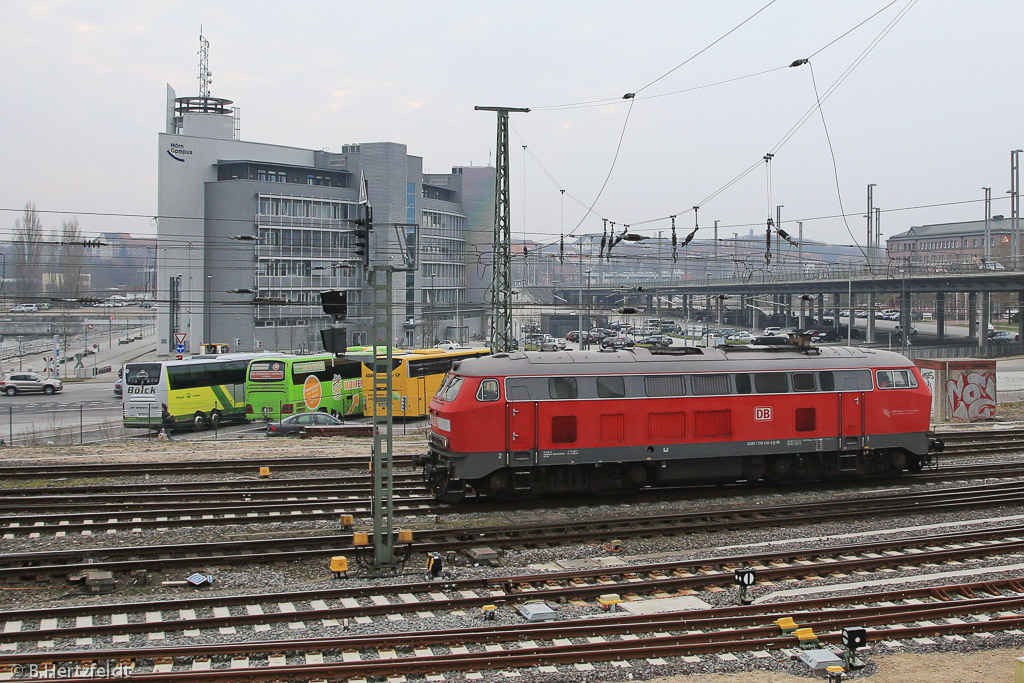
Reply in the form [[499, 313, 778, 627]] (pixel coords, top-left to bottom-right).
[[125, 363, 161, 385]]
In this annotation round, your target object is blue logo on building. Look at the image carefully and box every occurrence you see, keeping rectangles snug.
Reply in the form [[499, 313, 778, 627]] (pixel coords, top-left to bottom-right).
[[167, 143, 192, 163]]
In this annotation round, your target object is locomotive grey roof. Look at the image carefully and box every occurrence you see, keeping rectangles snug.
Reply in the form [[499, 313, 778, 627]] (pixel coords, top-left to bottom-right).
[[453, 346, 915, 377]]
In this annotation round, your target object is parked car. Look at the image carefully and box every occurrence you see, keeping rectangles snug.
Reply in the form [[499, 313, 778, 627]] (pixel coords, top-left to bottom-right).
[[8, 304, 38, 313], [435, 339, 461, 351], [638, 334, 673, 348], [989, 331, 1016, 344], [601, 336, 634, 349], [565, 330, 580, 342], [0, 372, 63, 395], [762, 327, 784, 336], [266, 412, 344, 437], [728, 331, 757, 342]]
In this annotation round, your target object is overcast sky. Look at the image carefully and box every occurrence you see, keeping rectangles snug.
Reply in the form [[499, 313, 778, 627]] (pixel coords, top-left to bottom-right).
[[3, 0, 1022, 256]]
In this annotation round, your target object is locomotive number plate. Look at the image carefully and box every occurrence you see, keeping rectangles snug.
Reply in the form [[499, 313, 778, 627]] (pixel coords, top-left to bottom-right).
[[754, 406, 773, 421]]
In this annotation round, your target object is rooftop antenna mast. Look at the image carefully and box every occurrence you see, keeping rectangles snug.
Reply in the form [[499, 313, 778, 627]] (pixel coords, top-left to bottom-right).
[[198, 26, 212, 102]]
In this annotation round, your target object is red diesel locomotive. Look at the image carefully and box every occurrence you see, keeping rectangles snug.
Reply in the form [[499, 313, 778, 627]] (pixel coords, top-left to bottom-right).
[[419, 344, 941, 501]]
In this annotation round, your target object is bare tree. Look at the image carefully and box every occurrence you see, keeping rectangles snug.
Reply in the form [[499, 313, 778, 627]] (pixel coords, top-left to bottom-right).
[[56, 217, 83, 298], [12, 202, 45, 299]]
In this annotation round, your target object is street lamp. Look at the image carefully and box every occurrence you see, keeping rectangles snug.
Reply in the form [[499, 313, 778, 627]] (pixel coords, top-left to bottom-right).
[[1011, 149, 1022, 270], [429, 273, 436, 346]]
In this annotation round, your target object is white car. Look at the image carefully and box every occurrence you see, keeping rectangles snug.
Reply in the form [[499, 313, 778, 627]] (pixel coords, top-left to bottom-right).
[[729, 331, 756, 342], [762, 327, 783, 336], [8, 304, 38, 313], [436, 339, 460, 351]]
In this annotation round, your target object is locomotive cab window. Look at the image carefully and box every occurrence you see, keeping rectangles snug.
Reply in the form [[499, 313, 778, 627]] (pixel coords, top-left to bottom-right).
[[476, 379, 499, 402], [549, 377, 578, 400], [876, 369, 917, 389], [437, 376, 463, 402]]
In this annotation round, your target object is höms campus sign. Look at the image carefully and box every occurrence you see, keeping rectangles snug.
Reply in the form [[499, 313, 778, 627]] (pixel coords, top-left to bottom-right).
[[167, 142, 193, 162]]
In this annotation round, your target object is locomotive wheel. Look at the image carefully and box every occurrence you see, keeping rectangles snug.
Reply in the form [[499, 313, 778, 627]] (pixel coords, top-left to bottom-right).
[[627, 464, 650, 488], [768, 455, 793, 483], [794, 454, 825, 481], [907, 455, 923, 473], [888, 450, 908, 472], [487, 470, 512, 497]]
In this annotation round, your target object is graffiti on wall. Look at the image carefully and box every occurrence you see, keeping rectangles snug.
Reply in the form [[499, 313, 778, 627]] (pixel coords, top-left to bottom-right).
[[946, 371, 996, 421]]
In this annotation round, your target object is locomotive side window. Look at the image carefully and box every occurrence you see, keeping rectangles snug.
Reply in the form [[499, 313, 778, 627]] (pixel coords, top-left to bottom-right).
[[792, 372, 816, 392], [506, 379, 539, 401], [819, 371, 835, 391], [596, 376, 626, 399], [645, 375, 685, 397], [754, 373, 789, 394], [551, 415, 577, 443], [834, 369, 872, 390], [476, 379, 499, 402], [692, 374, 731, 396], [549, 377, 578, 399], [735, 373, 752, 394]]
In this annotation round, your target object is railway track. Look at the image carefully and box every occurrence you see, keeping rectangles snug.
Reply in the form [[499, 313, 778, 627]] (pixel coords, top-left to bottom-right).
[[1, 461, 1019, 537], [0, 460, 1020, 539], [0, 453, 414, 479], [3, 479, 1024, 580], [1, 572, 1022, 680], [2, 523, 1023, 645]]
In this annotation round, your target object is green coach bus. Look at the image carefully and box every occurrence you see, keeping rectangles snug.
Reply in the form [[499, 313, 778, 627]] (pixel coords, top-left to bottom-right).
[[245, 352, 369, 421]]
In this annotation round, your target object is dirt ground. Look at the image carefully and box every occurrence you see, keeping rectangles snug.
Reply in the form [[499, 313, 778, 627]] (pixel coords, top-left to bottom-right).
[[646, 649, 1021, 683]]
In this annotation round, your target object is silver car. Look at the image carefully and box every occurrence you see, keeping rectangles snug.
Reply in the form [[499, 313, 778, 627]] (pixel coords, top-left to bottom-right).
[[0, 372, 63, 395]]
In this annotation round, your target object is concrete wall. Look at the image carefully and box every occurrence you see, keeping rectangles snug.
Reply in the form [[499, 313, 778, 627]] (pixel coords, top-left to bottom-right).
[[916, 358, 997, 422]]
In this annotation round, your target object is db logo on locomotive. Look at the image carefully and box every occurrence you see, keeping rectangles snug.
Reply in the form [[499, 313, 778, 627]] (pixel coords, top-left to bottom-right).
[[754, 406, 773, 421]]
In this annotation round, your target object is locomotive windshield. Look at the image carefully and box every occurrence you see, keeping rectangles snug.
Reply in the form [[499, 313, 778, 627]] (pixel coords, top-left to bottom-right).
[[436, 375, 463, 402]]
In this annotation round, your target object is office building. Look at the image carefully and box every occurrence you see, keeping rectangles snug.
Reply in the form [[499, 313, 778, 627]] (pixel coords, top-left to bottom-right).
[[156, 85, 494, 355]]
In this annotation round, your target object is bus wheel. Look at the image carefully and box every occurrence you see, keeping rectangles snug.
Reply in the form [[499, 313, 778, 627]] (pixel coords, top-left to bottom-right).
[[209, 410, 222, 428], [193, 412, 207, 430]]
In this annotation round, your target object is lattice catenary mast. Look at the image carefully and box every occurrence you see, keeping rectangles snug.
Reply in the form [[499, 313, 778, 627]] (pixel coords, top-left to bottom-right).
[[475, 106, 529, 353]]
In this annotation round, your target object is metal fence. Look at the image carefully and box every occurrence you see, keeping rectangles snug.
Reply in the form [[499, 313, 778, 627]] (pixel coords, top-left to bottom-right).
[[0, 404, 127, 447]]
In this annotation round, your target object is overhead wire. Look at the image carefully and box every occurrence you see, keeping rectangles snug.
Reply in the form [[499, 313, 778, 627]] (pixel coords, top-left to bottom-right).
[[548, 0, 918, 244]]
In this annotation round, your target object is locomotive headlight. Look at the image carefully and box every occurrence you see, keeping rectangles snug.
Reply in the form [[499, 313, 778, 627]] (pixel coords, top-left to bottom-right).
[[427, 430, 450, 450], [434, 416, 451, 432]]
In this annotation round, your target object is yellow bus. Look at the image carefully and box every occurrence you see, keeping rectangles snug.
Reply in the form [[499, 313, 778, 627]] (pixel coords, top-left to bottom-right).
[[362, 348, 490, 418]]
